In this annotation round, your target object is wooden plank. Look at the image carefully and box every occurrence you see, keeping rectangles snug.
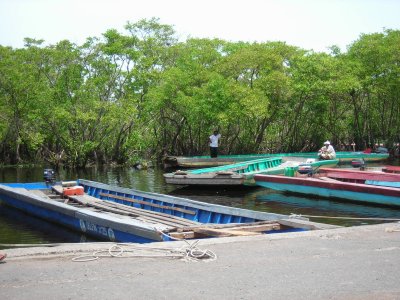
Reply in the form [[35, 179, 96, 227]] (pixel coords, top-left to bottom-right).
[[168, 222, 281, 238], [175, 220, 279, 232], [71, 196, 171, 224], [97, 197, 198, 227], [69, 196, 182, 228], [318, 176, 342, 182], [320, 167, 400, 182], [61, 181, 78, 187], [53, 185, 198, 227], [30, 190, 51, 199], [167, 231, 196, 239], [98, 201, 191, 227], [51, 185, 64, 195], [69, 194, 198, 228], [73, 197, 140, 217], [99, 193, 196, 215], [192, 227, 261, 237], [169, 224, 281, 239], [226, 223, 281, 232]]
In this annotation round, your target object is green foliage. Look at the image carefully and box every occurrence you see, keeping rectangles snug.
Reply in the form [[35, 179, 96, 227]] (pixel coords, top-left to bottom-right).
[[0, 20, 398, 166]]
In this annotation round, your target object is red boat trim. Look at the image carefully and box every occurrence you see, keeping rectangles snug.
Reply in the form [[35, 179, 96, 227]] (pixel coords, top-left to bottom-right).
[[254, 174, 400, 197], [382, 166, 400, 174], [319, 168, 400, 182]]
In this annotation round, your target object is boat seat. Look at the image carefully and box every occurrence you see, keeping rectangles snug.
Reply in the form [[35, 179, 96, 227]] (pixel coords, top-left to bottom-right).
[[30, 190, 52, 199], [318, 176, 342, 182], [215, 171, 236, 175]]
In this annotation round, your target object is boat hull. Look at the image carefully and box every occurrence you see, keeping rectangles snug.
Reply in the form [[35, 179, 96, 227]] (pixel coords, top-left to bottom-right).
[[254, 175, 400, 207], [164, 158, 339, 186], [163, 172, 245, 185], [383, 166, 400, 174], [164, 152, 389, 168], [0, 184, 161, 242], [4, 180, 327, 243]]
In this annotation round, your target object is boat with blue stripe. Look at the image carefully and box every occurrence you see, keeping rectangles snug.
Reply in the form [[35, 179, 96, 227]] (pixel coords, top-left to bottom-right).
[[163, 152, 389, 168], [254, 168, 400, 207], [0, 179, 337, 243], [164, 157, 338, 186]]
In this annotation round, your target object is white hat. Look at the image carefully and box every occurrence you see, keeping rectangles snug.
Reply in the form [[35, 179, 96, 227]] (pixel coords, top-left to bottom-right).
[[324, 141, 330, 145]]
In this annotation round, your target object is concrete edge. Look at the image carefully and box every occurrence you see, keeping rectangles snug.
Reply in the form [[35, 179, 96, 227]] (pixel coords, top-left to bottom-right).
[[2, 222, 399, 261]]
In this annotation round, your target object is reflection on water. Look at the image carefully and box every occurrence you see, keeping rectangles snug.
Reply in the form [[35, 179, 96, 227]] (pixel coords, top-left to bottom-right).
[[254, 191, 400, 226], [1, 162, 400, 246], [0, 165, 179, 194], [169, 185, 400, 227], [0, 203, 96, 249]]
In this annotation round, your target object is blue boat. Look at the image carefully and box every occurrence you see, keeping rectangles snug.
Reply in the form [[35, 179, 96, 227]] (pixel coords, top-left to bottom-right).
[[0, 179, 337, 243]]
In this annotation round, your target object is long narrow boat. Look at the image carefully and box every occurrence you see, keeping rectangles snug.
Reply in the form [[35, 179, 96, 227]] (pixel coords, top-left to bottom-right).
[[163, 152, 389, 168], [256, 192, 400, 222], [254, 168, 400, 207], [164, 157, 338, 186], [0, 179, 336, 243], [382, 166, 400, 174]]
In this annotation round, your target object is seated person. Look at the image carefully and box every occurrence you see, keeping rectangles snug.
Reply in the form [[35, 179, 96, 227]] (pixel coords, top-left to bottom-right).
[[376, 143, 388, 153], [363, 146, 372, 153], [318, 141, 336, 160]]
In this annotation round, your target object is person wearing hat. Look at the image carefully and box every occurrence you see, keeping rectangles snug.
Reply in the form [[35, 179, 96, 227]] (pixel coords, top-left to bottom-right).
[[318, 141, 336, 160]]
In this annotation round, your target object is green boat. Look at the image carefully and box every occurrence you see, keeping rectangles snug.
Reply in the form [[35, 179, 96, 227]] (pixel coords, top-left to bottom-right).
[[163, 152, 388, 168], [163, 157, 339, 186]]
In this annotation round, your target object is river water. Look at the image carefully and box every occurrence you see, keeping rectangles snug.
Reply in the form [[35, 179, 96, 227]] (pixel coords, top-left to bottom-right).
[[1, 163, 400, 247]]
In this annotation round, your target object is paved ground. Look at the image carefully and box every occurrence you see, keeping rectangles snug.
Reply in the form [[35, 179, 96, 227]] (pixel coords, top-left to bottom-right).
[[1, 222, 400, 300]]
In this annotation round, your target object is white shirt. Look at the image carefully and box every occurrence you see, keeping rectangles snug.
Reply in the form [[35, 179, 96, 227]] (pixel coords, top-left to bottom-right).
[[320, 145, 336, 156], [209, 134, 221, 147], [326, 145, 336, 155]]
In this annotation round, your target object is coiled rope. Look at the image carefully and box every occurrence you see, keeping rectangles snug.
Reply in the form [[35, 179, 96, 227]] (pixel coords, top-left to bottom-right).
[[72, 231, 217, 263]]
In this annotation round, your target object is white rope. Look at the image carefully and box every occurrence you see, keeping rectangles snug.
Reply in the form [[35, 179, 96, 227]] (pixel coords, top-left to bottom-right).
[[289, 213, 400, 221], [385, 227, 400, 233], [72, 231, 217, 263]]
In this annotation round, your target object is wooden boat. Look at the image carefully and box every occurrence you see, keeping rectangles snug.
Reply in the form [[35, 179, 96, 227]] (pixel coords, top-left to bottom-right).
[[257, 192, 400, 221], [254, 168, 400, 207], [0, 180, 336, 243], [316, 168, 400, 187], [334, 152, 389, 163], [382, 166, 400, 174], [164, 157, 338, 186], [163, 152, 389, 168]]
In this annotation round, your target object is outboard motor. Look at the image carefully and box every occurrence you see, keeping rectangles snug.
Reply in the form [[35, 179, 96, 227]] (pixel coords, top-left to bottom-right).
[[43, 169, 56, 183], [351, 159, 365, 169], [297, 164, 313, 175]]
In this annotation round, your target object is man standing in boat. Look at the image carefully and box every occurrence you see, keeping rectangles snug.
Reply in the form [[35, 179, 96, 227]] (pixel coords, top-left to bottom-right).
[[209, 130, 221, 158], [318, 141, 336, 160]]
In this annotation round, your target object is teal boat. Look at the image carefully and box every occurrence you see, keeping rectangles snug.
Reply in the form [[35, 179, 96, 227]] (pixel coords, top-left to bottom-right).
[[254, 168, 400, 207], [163, 157, 339, 186], [163, 152, 388, 168]]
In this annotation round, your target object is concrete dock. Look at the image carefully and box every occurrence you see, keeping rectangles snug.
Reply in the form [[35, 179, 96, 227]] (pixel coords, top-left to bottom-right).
[[1, 222, 400, 299]]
